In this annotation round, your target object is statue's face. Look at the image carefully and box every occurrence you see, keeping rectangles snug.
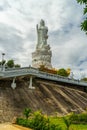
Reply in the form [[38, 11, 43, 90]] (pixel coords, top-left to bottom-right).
[[40, 20, 45, 26]]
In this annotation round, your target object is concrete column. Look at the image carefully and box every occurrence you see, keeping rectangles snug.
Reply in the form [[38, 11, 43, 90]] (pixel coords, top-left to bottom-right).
[[29, 76, 35, 89], [11, 77, 16, 89]]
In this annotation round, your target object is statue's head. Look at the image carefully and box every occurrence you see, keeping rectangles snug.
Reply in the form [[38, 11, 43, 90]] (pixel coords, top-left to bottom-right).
[[40, 19, 45, 26]]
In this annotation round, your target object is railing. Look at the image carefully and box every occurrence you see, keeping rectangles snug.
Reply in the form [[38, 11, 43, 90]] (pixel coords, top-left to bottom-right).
[[0, 67, 87, 87]]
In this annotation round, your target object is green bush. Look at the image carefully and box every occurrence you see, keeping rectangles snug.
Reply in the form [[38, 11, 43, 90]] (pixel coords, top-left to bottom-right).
[[69, 113, 79, 124], [16, 111, 61, 130], [57, 68, 69, 77], [16, 118, 30, 127], [78, 113, 87, 123], [69, 113, 87, 124], [30, 111, 55, 130], [23, 108, 31, 119], [63, 117, 72, 130]]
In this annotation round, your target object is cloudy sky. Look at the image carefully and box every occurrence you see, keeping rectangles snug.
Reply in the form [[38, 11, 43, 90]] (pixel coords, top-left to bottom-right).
[[0, 0, 87, 78]]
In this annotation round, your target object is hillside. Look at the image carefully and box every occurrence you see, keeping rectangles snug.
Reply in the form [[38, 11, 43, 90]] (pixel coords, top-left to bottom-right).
[[0, 78, 87, 122]]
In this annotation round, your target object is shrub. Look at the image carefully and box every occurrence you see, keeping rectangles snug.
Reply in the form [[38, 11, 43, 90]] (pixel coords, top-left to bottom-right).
[[16, 118, 30, 127], [23, 108, 32, 119], [30, 111, 61, 130], [57, 68, 69, 77], [78, 113, 87, 123], [69, 113, 87, 124], [17, 110, 61, 130], [30, 111, 49, 130], [63, 117, 72, 130]]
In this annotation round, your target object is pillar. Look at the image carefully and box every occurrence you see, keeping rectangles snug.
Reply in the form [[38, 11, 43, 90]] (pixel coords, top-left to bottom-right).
[[29, 76, 35, 89], [11, 77, 16, 89]]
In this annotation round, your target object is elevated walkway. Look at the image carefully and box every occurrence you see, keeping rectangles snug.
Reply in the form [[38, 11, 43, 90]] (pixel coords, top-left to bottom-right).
[[0, 67, 87, 89]]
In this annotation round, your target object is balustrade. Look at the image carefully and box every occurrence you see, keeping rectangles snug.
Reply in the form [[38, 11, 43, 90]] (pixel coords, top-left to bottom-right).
[[0, 67, 87, 87]]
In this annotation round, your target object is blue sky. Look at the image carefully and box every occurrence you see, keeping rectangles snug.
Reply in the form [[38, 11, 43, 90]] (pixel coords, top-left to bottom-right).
[[0, 0, 87, 78]]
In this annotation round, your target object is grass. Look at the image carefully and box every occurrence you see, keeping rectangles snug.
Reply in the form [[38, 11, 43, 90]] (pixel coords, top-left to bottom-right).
[[49, 116, 66, 130], [70, 124, 87, 130], [49, 116, 87, 130]]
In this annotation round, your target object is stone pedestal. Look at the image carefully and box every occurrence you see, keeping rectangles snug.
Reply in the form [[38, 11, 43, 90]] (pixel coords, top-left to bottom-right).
[[32, 45, 52, 68]]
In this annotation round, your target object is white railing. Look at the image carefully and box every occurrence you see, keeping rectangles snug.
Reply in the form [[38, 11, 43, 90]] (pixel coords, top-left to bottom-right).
[[0, 67, 87, 87]]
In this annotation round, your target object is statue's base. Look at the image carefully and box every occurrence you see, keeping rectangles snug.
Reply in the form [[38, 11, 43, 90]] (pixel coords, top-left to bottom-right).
[[32, 48, 52, 69]]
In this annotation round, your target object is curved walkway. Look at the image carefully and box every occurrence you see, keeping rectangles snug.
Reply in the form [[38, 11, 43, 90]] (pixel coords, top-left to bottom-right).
[[0, 123, 31, 130]]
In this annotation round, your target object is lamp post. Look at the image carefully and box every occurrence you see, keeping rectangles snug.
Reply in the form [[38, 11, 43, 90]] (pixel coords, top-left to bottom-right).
[[2, 53, 5, 71], [2, 53, 5, 60]]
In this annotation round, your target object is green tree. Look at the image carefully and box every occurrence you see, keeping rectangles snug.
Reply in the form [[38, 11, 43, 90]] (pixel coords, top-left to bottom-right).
[[14, 64, 21, 68], [23, 108, 31, 119], [81, 77, 87, 81], [57, 68, 69, 77], [63, 117, 72, 130], [77, 0, 87, 34], [6, 59, 14, 68]]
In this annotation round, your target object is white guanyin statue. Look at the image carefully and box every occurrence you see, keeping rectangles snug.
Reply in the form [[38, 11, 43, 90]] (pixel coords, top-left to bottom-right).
[[32, 19, 52, 69], [36, 19, 48, 50]]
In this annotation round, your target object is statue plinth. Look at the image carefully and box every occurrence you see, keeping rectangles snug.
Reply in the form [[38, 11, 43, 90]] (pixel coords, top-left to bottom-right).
[[32, 19, 52, 69]]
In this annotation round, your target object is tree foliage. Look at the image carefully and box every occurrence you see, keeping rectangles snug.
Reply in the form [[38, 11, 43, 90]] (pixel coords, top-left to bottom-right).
[[17, 110, 61, 130], [81, 77, 87, 81], [39, 65, 71, 77], [57, 68, 69, 77], [23, 108, 31, 119], [77, 0, 87, 4], [14, 64, 21, 68], [6, 59, 21, 68], [63, 117, 72, 130], [77, 0, 87, 34], [6, 59, 14, 68]]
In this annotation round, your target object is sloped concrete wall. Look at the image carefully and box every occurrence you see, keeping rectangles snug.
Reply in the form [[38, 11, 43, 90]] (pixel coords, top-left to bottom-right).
[[0, 79, 87, 122]]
